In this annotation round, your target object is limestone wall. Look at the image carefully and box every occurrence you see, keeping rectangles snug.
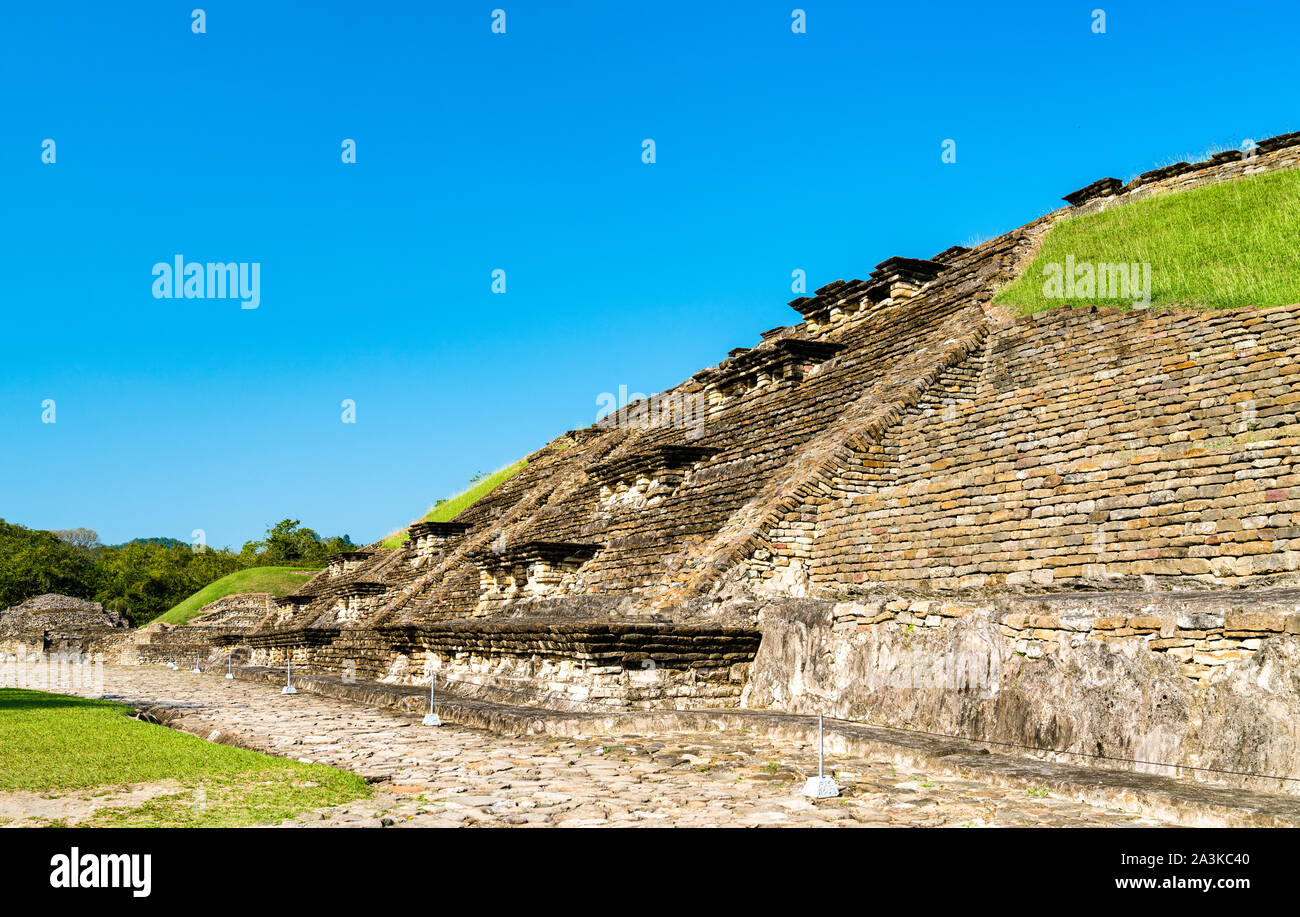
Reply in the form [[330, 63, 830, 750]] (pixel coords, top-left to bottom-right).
[[85, 617, 247, 668], [812, 304, 1300, 593], [239, 621, 760, 710], [743, 593, 1300, 794], [187, 593, 273, 630]]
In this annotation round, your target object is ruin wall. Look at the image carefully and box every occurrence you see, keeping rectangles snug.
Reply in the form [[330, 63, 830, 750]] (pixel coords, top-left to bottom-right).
[[805, 304, 1300, 594]]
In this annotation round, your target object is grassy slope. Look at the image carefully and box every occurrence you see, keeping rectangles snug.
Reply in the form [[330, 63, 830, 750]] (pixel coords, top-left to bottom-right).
[[0, 688, 368, 826], [995, 167, 1300, 314], [379, 459, 528, 549], [156, 566, 320, 626]]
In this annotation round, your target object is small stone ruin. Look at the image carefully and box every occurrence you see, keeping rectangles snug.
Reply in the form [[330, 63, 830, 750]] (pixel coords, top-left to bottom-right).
[[0, 593, 128, 655]]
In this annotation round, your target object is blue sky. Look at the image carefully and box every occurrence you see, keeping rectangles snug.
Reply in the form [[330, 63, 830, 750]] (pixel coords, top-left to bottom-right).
[[2, 1, 1297, 549]]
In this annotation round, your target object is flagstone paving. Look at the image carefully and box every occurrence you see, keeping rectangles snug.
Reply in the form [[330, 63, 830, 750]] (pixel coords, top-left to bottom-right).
[[33, 665, 1173, 827]]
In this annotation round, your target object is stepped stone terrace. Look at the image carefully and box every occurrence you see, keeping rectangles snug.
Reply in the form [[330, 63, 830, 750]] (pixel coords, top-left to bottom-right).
[[59, 130, 1300, 792]]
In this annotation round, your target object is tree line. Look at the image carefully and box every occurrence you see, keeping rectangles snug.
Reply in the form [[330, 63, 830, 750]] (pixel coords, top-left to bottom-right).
[[0, 518, 355, 625]]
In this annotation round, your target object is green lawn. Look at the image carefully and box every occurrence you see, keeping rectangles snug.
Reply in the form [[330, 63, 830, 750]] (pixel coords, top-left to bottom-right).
[[995, 167, 1300, 314], [0, 688, 369, 827], [380, 459, 527, 549], [155, 566, 321, 626]]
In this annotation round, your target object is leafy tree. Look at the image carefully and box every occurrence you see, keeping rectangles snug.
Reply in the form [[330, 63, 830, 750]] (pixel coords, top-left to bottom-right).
[[117, 536, 188, 549], [52, 527, 103, 551], [0, 520, 100, 608], [1, 517, 354, 625], [94, 541, 245, 625], [243, 519, 354, 568]]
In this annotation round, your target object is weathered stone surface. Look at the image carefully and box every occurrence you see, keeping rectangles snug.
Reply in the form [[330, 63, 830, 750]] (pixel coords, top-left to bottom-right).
[[1197, 638, 1300, 784], [0, 593, 128, 656], [234, 619, 761, 710], [744, 596, 1300, 795]]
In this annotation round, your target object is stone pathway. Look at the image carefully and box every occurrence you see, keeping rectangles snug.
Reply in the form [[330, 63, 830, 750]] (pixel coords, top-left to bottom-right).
[[21, 665, 1174, 827]]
